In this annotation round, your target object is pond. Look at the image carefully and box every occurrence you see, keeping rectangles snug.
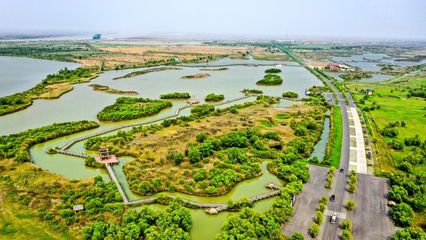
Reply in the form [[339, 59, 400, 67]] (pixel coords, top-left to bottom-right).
[[0, 56, 80, 97]]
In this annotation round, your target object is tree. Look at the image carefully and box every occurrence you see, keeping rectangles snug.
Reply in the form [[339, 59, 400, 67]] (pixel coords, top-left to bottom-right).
[[309, 223, 319, 238], [342, 229, 353, 240], [345, 200, 356, 211], [314, 211, 323, 224], [392, 227, 426, 240], [391, 203, 414, 227], [290, 232, 305, 240], [388, 185, 409, 203], [341, 220, 352, 231]]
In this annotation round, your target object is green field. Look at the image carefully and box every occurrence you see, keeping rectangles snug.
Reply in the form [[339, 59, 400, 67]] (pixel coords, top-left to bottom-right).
[[330, 106, 342, 168], [347, 72, 426, 229]]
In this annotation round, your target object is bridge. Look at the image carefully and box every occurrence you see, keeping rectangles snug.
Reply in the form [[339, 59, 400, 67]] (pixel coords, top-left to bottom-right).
[[60, 104, 193, 151], [178, 63, 301, 68]]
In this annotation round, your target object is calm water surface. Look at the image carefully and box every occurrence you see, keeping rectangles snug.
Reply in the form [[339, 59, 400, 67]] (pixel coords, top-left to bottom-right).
[[0, 56, 80, 97]]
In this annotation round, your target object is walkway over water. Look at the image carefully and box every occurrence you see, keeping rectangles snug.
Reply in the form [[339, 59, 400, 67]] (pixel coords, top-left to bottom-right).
[[179, 63, 301, 68], [48, 95, 288, 214]]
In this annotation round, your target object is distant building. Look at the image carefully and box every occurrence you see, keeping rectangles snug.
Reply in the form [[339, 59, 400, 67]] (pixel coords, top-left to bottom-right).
[[328, 62, 341, 71], [307, 61, 328, 70], [92, 34, 101, 40]]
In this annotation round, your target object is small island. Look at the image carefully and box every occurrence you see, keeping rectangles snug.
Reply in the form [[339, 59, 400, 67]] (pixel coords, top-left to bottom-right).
[[265, 68, 282, 74], [89, 84, 138, 95], [113, 67, 181, 80], [181, 73, 210, 79], [205, 93, 225, 102], [282, 91, 299, 98], [256, 74, 283, 85], [97, 97, 172, 121], [160, 92, 191, 99], [200, 67, 228, 71], [241, 89, 263, 95]]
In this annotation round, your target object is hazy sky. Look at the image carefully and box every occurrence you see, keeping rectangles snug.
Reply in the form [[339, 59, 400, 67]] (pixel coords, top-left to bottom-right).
[[1, 0, 425, 40]]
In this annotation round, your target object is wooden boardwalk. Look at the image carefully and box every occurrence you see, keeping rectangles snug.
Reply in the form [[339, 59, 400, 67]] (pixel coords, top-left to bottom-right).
[[60, 104, 193, 151], [50, 96, 284, 213], [105, 163, 129, 204]]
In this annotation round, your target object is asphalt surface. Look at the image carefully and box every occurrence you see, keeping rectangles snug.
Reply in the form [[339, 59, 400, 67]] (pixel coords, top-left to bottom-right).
[[348, 174, 395, 240], [281, 165, 330, 238], [278, 47, 395, 239]]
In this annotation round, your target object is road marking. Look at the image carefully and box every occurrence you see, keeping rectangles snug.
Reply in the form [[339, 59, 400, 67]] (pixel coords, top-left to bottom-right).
[[325, 210, 347, 219]]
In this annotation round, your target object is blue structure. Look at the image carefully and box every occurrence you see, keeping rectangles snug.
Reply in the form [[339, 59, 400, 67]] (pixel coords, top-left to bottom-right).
[[92, 34, 101, 40]]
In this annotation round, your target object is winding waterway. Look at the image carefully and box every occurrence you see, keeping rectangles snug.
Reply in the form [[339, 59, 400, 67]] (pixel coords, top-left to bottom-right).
[[1, 57, 328, 239]]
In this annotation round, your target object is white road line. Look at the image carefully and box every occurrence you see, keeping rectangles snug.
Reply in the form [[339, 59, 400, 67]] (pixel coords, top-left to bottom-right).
[[325, 210, 347, 219]]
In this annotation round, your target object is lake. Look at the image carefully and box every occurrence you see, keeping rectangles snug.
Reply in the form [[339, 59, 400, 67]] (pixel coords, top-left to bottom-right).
[[0, 56, 80, 97]]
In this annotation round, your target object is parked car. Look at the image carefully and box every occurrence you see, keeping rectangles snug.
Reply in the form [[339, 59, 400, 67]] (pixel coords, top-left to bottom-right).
[[330, 213, 337, 224]]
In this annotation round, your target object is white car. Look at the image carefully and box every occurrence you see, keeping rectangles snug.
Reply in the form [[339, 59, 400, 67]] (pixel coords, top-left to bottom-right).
[[330, 213, 337, 224]]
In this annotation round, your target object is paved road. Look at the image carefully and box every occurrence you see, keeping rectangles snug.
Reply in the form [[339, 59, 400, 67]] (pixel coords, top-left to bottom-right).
[[348, 174, 395, 240], [282, 165, 330, 238], [320, 91, 351, 239], [277, 46, 394, 239]]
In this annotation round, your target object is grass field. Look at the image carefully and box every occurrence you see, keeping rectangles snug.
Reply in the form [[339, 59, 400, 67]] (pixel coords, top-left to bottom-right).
[[348, 73, 426, 167], [347, 72, 426, 229], [0, 192, 70, 240], [330, 106, 342, 168]]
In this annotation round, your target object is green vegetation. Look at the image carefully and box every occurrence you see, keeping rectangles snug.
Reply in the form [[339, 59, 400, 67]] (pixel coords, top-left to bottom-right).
[[325, 167, 335, 189], [341, 219, 352, 231], [0, 41, 102, 63], [85, 95, 326, 198], [84, 156, 104, 168], [217, 181, 304, 240], [0, 121, 99, 162], [241, 89, 263, 95], [265, 68, 282, 74], [0, 67, 98, 116], [200, 67, 228, 71], [392, 227, 426, 240], [346, 72, 426, 232], [256, 74, 283, 85], [391, 203, 414, 227], [160, 92, 191, 99], [339, 70, 373, 81], [282, 91, 299, 98], [347, 170, 358, 193], [82, 200, 192, 240], [113, 67, 181, 80], [181, 73, 210, 79], [309, 223, 320, 238], [205, 93, 225, 102], [345, 200, 356, 211], [308, 194, 329, 238], [89, 84, 138, 95], [325, 106, 342, 167], [97, 97, 172, 121]]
